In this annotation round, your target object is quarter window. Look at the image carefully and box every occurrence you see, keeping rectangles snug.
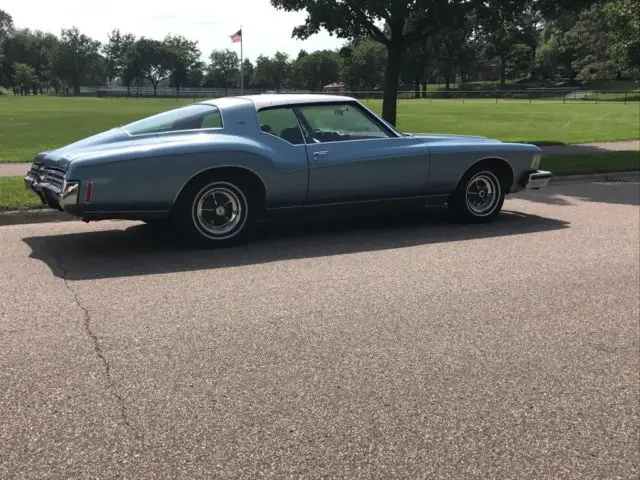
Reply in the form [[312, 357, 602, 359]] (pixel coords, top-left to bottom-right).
[[296, 103, 392, 143], [257, 107, 305, 145], [123, 104, 222, 135]]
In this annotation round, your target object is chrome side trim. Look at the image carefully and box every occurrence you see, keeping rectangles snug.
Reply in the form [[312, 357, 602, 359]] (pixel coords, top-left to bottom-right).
[[267, 193, 450, 210]]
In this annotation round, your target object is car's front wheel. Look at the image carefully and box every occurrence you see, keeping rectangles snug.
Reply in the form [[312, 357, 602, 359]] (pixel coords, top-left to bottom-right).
[[448, 166, 505, 223], [172, 174, 255, 247]]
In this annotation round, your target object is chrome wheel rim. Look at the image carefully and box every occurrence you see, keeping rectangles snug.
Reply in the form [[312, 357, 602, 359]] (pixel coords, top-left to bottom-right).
[[194, 185, 244, 237], [465, 171, 500, 216]]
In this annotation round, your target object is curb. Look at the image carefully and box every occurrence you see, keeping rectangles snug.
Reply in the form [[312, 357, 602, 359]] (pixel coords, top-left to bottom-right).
[[1, 171, 638, 227], [0, 209, 75, 226], [549, 171, 639, 185]]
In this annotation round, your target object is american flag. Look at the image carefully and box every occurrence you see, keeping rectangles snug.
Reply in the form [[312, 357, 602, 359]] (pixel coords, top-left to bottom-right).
[[230, 29, 242, 43]]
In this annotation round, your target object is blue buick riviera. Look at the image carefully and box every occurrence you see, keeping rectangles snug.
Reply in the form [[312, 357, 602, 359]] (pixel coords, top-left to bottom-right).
[[25, 94, 551, 246]]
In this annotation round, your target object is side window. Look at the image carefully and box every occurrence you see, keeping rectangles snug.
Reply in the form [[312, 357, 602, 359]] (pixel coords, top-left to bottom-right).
[[297, 103, 392, 143], [257, 107, 305, 145], [123, 104, 222, 135]]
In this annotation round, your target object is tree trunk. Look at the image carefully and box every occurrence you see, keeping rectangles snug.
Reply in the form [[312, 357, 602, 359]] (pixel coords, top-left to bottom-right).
[[382, 42, 403, 126], [414, 75, 420, 99], [530, 46, 537, 80], [499, 56, 506, 89]]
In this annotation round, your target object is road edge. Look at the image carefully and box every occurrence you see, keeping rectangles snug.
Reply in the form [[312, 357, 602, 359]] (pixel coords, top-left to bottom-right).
[[0, 208, 76, 226], [548, 170, 639, 184], [1, 171, 638, 227]]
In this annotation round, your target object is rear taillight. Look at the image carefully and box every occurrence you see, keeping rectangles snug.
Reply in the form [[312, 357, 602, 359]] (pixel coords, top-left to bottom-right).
[[85, 182, 94, 202]]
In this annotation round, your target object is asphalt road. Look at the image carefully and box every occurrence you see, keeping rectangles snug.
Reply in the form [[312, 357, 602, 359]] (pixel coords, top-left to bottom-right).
[[1, 182, 638, 479]]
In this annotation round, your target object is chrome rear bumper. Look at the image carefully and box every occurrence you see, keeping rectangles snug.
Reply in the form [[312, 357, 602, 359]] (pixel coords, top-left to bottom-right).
[[24, 165, 79, 211]]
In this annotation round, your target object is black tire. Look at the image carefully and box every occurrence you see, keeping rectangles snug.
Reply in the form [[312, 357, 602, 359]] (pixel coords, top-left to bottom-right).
[[171, 173, 256, 247], [448, 165, 506, 223]]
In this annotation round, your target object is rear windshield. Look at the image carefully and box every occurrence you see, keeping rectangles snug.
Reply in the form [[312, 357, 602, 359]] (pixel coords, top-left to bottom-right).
[[123, 104, 223, 135]]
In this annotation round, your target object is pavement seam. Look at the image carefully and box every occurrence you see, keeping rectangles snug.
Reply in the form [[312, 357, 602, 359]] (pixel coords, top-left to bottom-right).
[[52, 251, 141, 439]]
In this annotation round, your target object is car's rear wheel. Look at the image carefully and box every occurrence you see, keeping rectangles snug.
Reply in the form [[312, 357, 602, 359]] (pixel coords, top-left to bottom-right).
[[172, 174, 255, 247], [448, 166, 505, 223]]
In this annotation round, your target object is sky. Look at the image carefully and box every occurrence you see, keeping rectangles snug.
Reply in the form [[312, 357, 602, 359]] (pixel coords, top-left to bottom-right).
[[7, 0, 347, 62]]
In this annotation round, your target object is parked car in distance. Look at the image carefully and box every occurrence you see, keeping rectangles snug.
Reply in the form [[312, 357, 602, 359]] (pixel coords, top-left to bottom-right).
[[25, 94, 551, 246]]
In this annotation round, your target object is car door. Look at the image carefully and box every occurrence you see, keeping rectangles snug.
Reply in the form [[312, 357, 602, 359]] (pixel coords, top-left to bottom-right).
[[256, 106, 311, 207], [295, 102, 431, 204]]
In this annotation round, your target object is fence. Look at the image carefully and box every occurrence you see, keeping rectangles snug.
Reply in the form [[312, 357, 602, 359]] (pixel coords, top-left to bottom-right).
[[91, 86, 640, 104]]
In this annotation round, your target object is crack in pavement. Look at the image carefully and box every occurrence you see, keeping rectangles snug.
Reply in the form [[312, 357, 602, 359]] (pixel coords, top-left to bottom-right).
[[51, 251, 141, 438]]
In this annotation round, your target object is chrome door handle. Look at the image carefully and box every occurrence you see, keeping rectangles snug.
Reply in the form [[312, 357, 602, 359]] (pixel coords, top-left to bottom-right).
[[313, 150, 328, 157]]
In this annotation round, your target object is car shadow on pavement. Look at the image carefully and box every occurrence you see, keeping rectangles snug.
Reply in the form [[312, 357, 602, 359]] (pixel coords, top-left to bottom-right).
[[23, 208, 569, 281]]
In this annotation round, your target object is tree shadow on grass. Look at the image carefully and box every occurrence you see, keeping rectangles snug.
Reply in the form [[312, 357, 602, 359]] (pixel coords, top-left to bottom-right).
[[23, 207, 569, 282]]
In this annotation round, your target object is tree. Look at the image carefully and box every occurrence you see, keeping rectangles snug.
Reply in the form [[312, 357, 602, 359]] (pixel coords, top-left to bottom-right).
[[131, 38, 171, 95], [270, 51, 291, 91], [253, 52, 290, 91], [103, 29, 136, 84], [342, 38, 386, 91], [534, 11, 579, 80], [476, 5, 521, 88], [604, 0, 640, 79], [207, 49, 239, 94], [241, 58, 254, 89], [400, 41, 428, 97], [565, 3, 619, 82], [0, 9, 13, 42], [0, 10, 14, 86], [164, 34, 202, 94], [430, 17, 474, 90], [13, 62, 35, 94], [292, 49, 340, 90], [50, 27, 103, 95], [270, 0, 468, 126], [505, 43, 534, 80]]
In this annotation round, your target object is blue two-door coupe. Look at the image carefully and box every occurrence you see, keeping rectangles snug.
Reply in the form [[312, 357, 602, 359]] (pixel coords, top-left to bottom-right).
[[25, 94, 551, 246]]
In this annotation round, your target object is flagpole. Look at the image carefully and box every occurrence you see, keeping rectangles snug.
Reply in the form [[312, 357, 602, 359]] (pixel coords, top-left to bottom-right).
[[240, 25, 244, 95]]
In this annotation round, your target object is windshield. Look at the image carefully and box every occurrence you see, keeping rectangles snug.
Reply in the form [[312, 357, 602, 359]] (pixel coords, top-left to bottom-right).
[[122, 104, 223, 136]]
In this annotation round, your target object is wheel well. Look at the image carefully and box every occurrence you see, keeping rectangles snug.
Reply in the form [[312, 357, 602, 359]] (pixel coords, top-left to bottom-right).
[[174, 166, 267, 210], [465, 157, 514, 191]]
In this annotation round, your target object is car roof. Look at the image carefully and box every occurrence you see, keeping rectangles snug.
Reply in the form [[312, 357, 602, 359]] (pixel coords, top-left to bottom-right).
[[202, 93, 356, 110]]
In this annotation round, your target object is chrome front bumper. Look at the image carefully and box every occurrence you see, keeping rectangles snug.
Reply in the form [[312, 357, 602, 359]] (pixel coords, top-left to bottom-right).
[[24, 165, 79, 211], [524, 170, 552, 189]]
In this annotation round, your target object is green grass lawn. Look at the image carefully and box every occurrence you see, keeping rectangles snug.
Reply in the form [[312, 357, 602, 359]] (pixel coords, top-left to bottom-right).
[[542, 151, 639, 175], [1, 151, 637, 211], [0, 177, 43, 210], [0, 95, 638, 162]]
